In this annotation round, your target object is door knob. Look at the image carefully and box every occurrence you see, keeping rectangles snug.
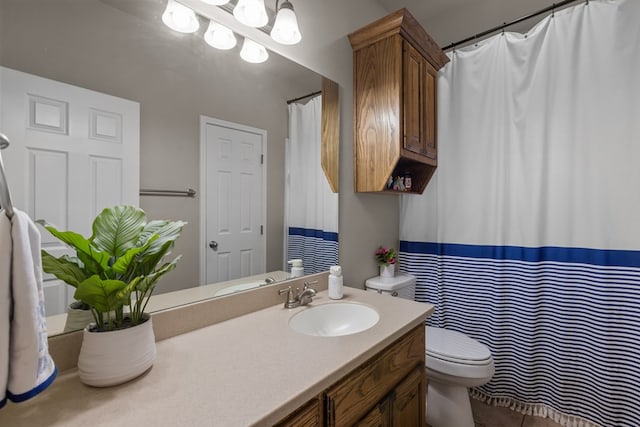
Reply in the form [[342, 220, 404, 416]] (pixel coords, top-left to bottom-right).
[[209, 241, 218, 251]]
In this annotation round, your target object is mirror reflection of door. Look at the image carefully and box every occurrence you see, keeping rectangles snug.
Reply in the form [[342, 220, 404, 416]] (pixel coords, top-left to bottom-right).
[[201, 117, 265, 284], [0, 67, 140, 315]]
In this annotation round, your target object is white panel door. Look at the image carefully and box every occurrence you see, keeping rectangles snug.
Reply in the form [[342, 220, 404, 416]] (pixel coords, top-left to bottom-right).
[[200, 117, 265, 285], [0, 66, 140, 315]]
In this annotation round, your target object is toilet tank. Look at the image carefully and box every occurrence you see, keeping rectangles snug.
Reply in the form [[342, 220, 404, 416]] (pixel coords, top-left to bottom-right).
[[365, 273, 416, 300]]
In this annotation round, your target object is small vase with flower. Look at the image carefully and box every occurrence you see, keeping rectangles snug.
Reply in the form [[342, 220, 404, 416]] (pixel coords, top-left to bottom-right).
[[375, 246, 397, 278]]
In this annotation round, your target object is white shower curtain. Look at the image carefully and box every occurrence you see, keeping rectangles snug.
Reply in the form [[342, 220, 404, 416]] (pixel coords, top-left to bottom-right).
[[285, 96, 338, 274], [400, 1, 640, 426]]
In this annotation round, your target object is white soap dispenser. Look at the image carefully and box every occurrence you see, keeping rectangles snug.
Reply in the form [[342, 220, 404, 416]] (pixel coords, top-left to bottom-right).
[[328, 265, 343, 300], [288, 259, 304, 278]]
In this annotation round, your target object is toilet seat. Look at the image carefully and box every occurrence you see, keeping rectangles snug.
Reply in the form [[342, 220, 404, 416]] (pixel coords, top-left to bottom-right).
[[425, 326, 495, 382], [426, 326, 492, 364]]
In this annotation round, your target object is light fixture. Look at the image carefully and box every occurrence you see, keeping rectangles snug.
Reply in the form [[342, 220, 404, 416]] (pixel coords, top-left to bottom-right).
[[204, 21, 237, 50], [240, 38, 268, 63], [233, 0, 269, 28], [200, 0, 229, 5], [271, 1, 301, 45], [162, 0, 199, 33]]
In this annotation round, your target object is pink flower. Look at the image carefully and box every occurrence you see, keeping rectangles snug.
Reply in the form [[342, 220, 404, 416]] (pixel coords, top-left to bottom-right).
[[374, 246, 397, 266]]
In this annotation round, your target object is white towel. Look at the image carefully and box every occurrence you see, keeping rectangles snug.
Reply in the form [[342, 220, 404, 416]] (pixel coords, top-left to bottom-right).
[[1, 209, 57, 408], [0, 210, 11, 408]]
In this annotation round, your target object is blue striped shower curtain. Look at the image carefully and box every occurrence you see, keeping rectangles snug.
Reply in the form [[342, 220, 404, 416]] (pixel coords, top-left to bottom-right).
[[285, 96, 339, 274], [399, 1, 640, 426]]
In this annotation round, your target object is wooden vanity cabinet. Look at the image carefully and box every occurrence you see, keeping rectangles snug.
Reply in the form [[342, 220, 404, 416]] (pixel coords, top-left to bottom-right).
[[275, 397, 322, 427], [349, 9, 449, 194], [324, 324, 425, 426], [354, 367, 425, 427], [274, 323, 426, 427]]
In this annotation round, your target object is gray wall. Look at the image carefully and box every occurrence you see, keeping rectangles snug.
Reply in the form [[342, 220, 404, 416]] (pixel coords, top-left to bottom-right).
[[0, 0, 320, 293]]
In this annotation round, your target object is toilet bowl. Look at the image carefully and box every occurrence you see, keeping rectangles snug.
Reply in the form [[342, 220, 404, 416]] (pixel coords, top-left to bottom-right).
[[365, 273, 495, 427]]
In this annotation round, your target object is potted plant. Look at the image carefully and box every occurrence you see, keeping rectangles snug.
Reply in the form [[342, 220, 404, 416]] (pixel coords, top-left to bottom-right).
[[375, 246, 397, 278], [38, 205, 186, 387]]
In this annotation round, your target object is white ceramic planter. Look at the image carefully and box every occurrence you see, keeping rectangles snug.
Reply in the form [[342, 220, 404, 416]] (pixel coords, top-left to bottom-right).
[[78, 314, 156, 387], [379, 264, 395, 278]]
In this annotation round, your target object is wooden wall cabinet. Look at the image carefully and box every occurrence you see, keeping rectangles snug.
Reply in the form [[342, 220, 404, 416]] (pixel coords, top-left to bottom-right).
[[275, 324, 425, 426], [349, 9, 449, 194], [321, 77, 340, 193]]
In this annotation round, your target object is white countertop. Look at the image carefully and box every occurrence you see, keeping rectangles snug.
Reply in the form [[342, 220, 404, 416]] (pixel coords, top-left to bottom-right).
[[3, 288, 433, 426]]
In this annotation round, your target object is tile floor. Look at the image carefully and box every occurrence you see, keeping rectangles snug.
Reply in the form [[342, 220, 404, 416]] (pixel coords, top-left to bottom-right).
[[471, 398, 563, 427]]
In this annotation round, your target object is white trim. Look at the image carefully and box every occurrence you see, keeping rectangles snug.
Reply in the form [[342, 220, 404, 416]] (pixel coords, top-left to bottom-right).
[[282, 136, 290, 272], [198, 115, 267, 286], [470, 390, 601, 427]]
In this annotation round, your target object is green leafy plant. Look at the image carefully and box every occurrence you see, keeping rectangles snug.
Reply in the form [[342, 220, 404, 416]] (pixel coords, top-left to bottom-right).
[[38, 205, 186, 331]]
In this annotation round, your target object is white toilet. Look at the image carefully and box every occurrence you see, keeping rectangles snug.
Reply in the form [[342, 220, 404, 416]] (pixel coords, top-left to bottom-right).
[[365, 273, 495, 427]]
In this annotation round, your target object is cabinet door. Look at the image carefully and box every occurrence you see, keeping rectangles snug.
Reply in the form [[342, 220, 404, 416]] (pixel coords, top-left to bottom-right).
[[324, 325, 425, 426], [390, 367, 426, 426], [355, 399, 391, 427], [422, 60, 437, 160], [403, 41, 423, 155], [274, 397, 321, 427], [403, 41, 438, 162]]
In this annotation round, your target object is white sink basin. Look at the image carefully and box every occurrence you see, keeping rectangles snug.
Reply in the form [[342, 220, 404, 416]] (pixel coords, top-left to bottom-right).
[[289, 303, 379, 337]]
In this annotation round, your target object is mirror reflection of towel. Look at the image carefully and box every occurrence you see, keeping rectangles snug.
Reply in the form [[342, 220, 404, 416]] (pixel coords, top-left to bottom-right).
[[0, 209, 57, 408]]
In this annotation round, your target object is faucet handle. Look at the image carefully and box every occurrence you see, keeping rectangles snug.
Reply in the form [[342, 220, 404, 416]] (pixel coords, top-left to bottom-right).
[[279, 286, 301, 309], [303, 280, 318, 290], [278, 286, 294, 302]]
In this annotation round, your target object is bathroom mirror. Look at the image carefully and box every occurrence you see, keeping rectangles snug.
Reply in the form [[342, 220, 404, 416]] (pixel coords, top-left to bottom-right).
[[0, 0, 339, 335]]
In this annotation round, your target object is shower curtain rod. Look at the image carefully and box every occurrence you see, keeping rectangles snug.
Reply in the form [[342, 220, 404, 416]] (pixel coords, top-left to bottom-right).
[[286, 90, 321, 105], [442, 0, 584, 51]]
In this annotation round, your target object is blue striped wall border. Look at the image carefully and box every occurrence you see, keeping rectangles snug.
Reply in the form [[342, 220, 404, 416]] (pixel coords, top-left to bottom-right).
[[400, 241, 640, 427]]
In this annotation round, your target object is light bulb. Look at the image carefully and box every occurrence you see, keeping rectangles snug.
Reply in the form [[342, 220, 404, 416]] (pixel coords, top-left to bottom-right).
[[200, 0, 229, 4], [204, 21, 237, 50], [240, 38, 268, 63], [270, 1, 301, 45], [162, 0, 199, 33], [233, 0, 268, 28]]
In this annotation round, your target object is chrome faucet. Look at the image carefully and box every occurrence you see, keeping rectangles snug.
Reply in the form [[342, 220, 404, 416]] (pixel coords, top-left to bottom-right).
[[278, 280, 318, 308]]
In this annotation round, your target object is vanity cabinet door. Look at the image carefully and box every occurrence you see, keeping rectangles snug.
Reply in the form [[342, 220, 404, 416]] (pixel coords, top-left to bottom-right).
[[354, 366, 425, 427], [389, 367, 426, 426], [274, 397, 321, 427], [324, 324, 425, 426], [355, 399, 391, 427]]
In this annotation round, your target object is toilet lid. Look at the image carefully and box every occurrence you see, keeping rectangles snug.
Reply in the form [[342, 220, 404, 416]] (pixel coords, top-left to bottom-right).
[[426, 326, 492, 364]]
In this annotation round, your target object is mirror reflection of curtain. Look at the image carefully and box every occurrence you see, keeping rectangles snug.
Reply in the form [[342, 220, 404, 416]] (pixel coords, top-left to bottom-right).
[[285, 96, 338, 274]]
